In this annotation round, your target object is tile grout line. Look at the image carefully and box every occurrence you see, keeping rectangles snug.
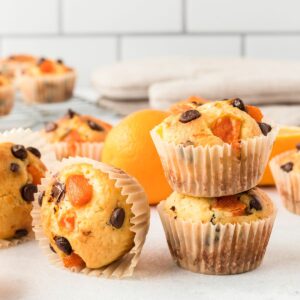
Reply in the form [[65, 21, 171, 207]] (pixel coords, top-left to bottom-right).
[[182, 0, 187, 33]]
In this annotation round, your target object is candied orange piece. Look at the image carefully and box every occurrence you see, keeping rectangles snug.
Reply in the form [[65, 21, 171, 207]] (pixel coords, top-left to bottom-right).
[[39, 60, 55, 73], [66, 174, 93, 207], [62, 130, 83, 143], [246, 105, 263, 122], [59, 211, 76, 232], [63, 253, 86, 268], [27, 164, 44, 185], [213, 195, 246, 216]]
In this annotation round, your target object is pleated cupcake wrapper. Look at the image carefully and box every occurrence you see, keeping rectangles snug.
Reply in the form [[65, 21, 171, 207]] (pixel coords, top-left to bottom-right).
[[20, 72, 76, 104], [157, 189, 276, 275], [151, 122, 278, 197], [0, 128, 56, 248], [52, 141, 103, 161], [270, 151, 300, 215], [0, 85, 14, 115], [32, 156, 150, 278]]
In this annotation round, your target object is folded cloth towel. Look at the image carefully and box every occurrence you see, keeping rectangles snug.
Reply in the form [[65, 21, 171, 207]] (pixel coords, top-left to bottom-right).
[[92, 57, 300, 113]]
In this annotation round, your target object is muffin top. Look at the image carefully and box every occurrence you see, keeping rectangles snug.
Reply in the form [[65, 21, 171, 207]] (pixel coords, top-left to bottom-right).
[[0, 142, 46, 239], [164, 189, 274, 225], [3, 54, 37, 64], [155, 98, 272, 151], [43, 109, 112, 143], [278, 144, 300, 173], [39, 163, 134, 269], [0, 74, 11, 87], [25, 58, 73, 77], [169, 96, 208, 114]]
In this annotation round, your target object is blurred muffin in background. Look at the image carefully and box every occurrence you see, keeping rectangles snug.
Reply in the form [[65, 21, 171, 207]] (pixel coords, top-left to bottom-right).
[[43, 109, 112, 160], [19, 58, 76, 104], [0, 74, 14, 116], [0, 54, 37, 79]]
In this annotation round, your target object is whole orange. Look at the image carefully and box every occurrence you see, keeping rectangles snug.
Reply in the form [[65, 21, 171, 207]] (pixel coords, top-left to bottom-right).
[[102, 109, 172, 205]]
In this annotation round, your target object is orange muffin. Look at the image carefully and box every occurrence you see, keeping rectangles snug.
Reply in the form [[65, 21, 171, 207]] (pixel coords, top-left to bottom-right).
[[19, 58, 76, 103], [0, 74, 14, 115], [43, 109, 112, 160]]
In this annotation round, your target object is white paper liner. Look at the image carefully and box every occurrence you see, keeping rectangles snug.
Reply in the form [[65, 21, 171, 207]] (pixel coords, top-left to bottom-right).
[[52, 141, 103, 161], [157, 188, 276, 275], [0, 128, 56, 248], [270, 151, 300, 215], [32, 156, 150, 278], [0, 85, 14, 115], [19, 72, 76, 104], [151, 121, 278, 197]]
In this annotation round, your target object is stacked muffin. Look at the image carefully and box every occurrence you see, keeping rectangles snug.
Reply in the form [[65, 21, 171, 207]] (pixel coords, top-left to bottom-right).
[[151, 98, 278, 275]]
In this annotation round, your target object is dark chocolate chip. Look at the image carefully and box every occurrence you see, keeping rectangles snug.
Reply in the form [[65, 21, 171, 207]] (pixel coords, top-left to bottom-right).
[[170, 206, 176, 211], [10, 163, 20, 172], [51, 182, 65, 204], [231, 98, 246, 112], [296, 143, 300, 151], [37, 57, 45, 65], [21, 184, 37, 202], [110, 207, 125, 229], [179, 110, 201, 123], [66, 109, 77, 119], [258, 122, 272, 136], [249, 195, 262, 211], [27, 147, 41, 158], [38, 191, 45, 207], [49, 244, 56, 253], [87, 120, 104, 131], [14, 229, 28, 239], [57, 58, 64, 64], [45, 122, 58, 132], [280, 162, 294, 173], [11, 145, 27, 160], [54, 236, 72, 255]]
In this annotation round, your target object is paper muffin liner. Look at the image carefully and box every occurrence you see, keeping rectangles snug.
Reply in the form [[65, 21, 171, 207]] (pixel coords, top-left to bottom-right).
[[19, 72, 76, 104], [270, 151, 300, 215], [0, 128, 56, 248], [157, 188, 276, 275], [52, 141, 103, 161], [32, 156, 150, 278], [0, 85, 14, 116], [151, 122, 278, 197]]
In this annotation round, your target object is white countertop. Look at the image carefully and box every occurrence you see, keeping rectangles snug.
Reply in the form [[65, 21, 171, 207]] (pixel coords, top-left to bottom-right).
[[1, 187, 300, 300]]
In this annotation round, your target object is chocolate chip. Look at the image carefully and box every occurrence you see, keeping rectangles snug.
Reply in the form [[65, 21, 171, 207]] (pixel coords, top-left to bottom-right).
[[296, 143, 300, 151], [66, 109, 77, 119], [51, 182, 65, 204], [45, 122, 58, 132], [49, 244, 56, 253], [27, 147, 41, 158], [57, 58, 64, 64], [21, 184, 37, 202], [110, 207, 125, 229], [170, 206, 176, 211], [258, 122, 272, 136], [10, 163, 20, 172], [249, 195, 262, 211], [87, 120, 104, 131], [179, 110, 201, 123], [54, 236, 72, 255], [231, 98, 246, 112], [11, 145, 27, 160], [280, 162, 294, 173], [38, 191, 45, 207], [14, 229, 28, 239], [37, 57, 45, 65]]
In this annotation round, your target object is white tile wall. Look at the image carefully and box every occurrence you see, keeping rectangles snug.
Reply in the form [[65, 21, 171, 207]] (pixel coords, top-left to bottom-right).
[[0, 0, 300, 87], [121, 36, 241, 60]]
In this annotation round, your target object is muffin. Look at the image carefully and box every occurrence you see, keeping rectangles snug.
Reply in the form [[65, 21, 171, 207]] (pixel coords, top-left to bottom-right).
[[158, 188, 276, 275], [0, 74, 14, 115], [151, 98, 277, 197], [0, 54, 37, 79], [0, 142, 46, 246], [270, 144, 300, 214], [33, 157, 150, 278], [169, 95, 208, 114], [43, 109, 112, 160], [19, 57, 76, 103]]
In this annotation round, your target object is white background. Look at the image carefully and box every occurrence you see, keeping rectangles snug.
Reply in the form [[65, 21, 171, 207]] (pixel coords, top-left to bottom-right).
[[1, 0, 300, 86]]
